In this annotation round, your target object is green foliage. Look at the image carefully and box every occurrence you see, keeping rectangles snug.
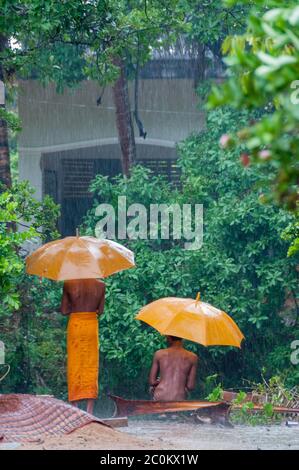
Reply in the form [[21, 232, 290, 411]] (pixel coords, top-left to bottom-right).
[[1, 109, 297, 404], [206, 385, 279, 425], [184, 0, 247, 46], [10, 151, 18, 184], [206, 383, 224, 402], [1, 1, 298, 406], [78, 109, 299, 397], [0, 108, 21, 133], [233, 390, 247, 404], [0, 196, 30, 310], [263, 402, 274, 417], [0, 276, 67, 397], [1, 1, 184, 89], [207, 375, 298, 425], [231, 374, 299, 425], [82, 167, 191, 396], [0, 183, 62, 396], [253, 374, 299, 405], [178, 107, 298, 388], [208, 1, 299, 212], [0, 181, 59, 312], [281, 219, 299, 256]]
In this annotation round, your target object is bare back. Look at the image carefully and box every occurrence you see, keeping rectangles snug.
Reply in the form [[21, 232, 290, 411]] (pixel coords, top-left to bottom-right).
[[61, 279, 105, 315], [149, 346, 198, 401]]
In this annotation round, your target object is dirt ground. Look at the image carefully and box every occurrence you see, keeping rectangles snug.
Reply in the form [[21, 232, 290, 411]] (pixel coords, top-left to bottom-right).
[[9, 419, 299, 450], [123, 419, 299, 450], [16, 423, 163, 450]]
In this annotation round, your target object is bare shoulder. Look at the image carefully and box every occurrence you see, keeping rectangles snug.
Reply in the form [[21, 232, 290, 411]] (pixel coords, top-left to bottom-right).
[[154, 349, 165, 359], [186, 350, 199, 363]]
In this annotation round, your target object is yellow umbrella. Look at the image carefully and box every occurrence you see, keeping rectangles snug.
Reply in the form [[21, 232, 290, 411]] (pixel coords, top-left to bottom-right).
[[136, 293, 244, 347], [26, 236, 135, 281]]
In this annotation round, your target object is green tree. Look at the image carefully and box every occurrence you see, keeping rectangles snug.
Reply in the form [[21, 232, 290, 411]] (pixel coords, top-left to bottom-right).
[[0, 181, 59, 311], [0, 182, 60, 394], [0, 0, 183, 179], [78, 110, 298, 395], [183, 0, 247, 85], [2, 110, 297, 399], [0, 35, 13, 188], [0, 0, 248, 180], [179, 107, 298, 387], [208, 0, 299, 215]]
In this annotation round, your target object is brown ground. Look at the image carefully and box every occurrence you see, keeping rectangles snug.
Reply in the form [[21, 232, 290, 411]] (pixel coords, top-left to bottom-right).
[[15, 419, 299, 450], [18, 423, 165, 450]]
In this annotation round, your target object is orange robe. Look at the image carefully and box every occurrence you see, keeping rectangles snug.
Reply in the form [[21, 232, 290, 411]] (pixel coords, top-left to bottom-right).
[[67, 312, 99, 402]]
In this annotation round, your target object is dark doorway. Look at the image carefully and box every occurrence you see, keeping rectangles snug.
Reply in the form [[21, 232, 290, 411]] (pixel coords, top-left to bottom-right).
[[60, 158, 122, 236], [42, 145, 180, 237]]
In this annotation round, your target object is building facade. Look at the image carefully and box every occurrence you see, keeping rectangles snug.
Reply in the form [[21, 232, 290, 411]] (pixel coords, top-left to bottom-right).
[[18, 60, 212, 235]]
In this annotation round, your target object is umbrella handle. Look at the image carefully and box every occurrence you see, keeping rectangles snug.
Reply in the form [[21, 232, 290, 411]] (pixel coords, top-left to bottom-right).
[[195, 292, 201, 303]]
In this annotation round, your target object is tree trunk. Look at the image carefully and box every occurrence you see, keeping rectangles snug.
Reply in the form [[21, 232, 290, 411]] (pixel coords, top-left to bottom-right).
[[112, 56, 136, 176], [0, 35, 11, 188], [194, 43, 206, 90]]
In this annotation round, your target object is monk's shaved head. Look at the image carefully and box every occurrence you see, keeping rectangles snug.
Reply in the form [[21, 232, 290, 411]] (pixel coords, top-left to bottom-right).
[[166, 335, 182, 345]]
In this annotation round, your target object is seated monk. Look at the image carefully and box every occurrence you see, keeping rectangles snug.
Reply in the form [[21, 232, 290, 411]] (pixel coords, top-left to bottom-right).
[[149, 336, 198, 401], [61, 278, 105, 415]]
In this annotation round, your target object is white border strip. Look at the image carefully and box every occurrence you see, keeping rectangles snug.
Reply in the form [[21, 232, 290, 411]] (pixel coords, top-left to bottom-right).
[[19, 137, 176, 153]]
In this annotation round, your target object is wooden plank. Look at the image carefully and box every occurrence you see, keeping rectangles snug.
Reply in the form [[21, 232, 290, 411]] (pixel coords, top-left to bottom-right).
[[101, 417, 128, 428], [109, 394, 229, 418]]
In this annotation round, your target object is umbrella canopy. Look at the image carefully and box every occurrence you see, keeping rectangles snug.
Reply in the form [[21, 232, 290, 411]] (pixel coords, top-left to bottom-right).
[[26, 236, 135, 281], [136, 294, 244, 347]]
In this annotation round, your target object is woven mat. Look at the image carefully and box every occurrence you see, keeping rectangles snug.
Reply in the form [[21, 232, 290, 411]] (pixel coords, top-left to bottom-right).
[[0, 394, 109, 442]]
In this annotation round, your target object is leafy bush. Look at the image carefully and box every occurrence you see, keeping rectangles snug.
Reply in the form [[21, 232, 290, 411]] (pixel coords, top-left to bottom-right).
[[78, 109, 298, 397], [0, 182, 62, 395], [178, 107, 298, 389], [0, 181, 59, 311], [209, 0, 299, 212], [1, 111, 297, 404]]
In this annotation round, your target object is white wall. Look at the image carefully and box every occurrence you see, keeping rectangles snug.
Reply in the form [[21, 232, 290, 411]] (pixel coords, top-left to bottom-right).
[[18, 79, 205, 199]]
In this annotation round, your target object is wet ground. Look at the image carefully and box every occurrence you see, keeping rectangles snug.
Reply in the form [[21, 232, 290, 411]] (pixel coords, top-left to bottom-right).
[[2, 417, 299, 450], [122, 419, 299, 450]]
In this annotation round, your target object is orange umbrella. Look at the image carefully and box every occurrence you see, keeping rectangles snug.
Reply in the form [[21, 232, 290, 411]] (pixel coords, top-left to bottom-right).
[[26, 236, 135, 281], [136, 293, 244, 347]]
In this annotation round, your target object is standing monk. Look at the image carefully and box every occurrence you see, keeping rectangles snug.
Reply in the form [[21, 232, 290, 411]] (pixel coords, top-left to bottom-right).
[[149, 336, 198, 401], [61, 279, 105, 414]]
